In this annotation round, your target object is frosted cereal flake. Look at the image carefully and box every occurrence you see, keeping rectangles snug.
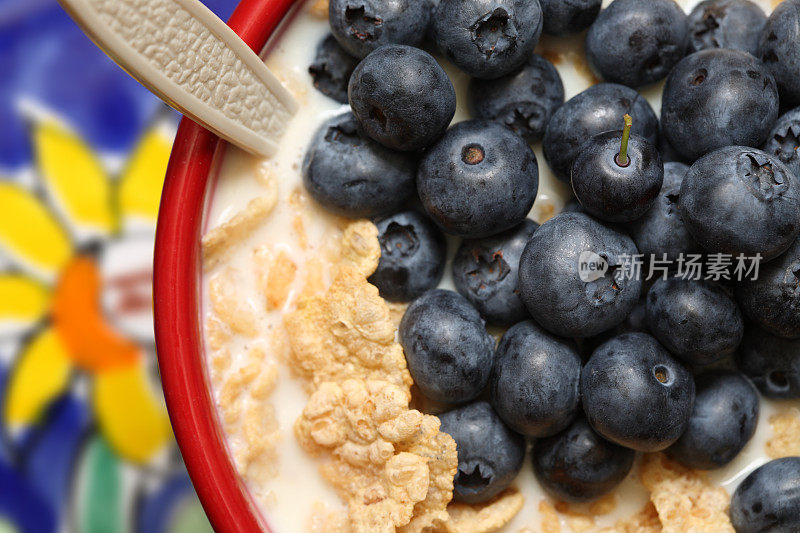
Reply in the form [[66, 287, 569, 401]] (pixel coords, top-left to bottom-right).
[[310, 501, 352, 533], [208, 267, 259, 336], [555, 493, 617, 518], [433, 488, 525, 533], [293, 213, 309, 250], [597, 502, 662, 533], [215, 346, 281, 479], [295, 380, 457, 533], [339, 220, 381, 277], [308, 0, 329, 18], [254, 246, 298, 310], [203, 189, 278, 269], [766, 407, 800, 459], [206, 315, 231, 351], [284, 265, 412, 389], [640, 454, 733, 533], [547, 494, 618, 533], [386, 302, 408, 330], [539, 499, 562, 533]]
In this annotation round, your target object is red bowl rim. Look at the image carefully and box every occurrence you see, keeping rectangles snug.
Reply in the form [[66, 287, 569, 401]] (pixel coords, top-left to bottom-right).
[[153, 0, 300, 531]]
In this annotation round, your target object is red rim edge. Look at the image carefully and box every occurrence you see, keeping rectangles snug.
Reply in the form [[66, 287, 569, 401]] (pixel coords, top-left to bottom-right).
[[153, 0, 298, 531]]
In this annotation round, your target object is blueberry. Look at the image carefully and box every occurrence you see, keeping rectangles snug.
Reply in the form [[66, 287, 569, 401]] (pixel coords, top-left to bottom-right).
[[759, 0, 800, 107], [736, 237, 800, 339], [433, 0, 544, 79], [585, 0, 689, 88], [518, 212, 642, 338], [417, 120, 539, 238], [583, 296, 650, 356], [764, 107, 800, 181], [609, 297, 650, 338], [425, 0, 440, 40], [731, 457, 800, 533], [468, 53, 564, 143], [679, 146, 800, 262], [581, 332, 695, 452], [737, 326, 800, 399], [658, 124, 692, 165], [438, 401, 526, 503], [368, 210, 446, 302], [309, 35, 359, 103], [302, 112, 415, 218], [490, 320, 581, 438], [452, 220, 538, 326], [399, 290, 495, 404], [667, 371, 759, 470], [646, 277, 744, 366], [628, 162, 702, 262], [348, 45, 456, 152], [571, 122, 664, 223], [687, 0, 766, 56], [661, 49, 779, 162], [561, 199, 586, 214], [532, 416, 635, 502], [540, 0, 601, 36], [329, 0, 430, 58], [543, 83, 658, 182]]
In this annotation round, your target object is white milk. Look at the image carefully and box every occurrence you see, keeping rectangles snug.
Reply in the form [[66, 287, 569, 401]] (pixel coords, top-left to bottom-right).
[[201, 1, 795, 531]]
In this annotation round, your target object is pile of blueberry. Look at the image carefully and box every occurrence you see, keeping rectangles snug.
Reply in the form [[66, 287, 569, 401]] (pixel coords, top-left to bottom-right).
[[306, 0, 800, 529]]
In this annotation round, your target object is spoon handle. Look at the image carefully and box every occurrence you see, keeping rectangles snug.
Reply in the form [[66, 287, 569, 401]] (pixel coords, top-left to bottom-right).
[[58, 0, 298, 158]]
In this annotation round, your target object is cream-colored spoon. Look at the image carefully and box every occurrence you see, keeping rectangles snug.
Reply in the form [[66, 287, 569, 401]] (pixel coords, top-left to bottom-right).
[[58, 0, 298, 158]]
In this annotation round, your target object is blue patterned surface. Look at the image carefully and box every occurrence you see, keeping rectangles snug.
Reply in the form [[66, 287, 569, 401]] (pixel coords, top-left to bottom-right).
[[0, 1, 240, 531], [0, 0, 237, 170]]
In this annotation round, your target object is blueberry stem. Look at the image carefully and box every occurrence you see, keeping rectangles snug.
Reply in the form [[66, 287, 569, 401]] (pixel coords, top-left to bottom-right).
[[616, 114, 633, 167]]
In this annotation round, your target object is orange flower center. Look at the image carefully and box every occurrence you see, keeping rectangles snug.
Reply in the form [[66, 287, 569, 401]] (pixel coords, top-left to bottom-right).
[[52, 255, 139, 372]]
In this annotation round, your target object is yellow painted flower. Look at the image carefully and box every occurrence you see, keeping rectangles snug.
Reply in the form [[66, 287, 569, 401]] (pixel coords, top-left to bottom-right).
[[1, 118, 173, 464]]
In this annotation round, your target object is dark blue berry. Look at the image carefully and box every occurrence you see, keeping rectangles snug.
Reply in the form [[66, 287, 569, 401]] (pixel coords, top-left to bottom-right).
[[759, 0, 800, 107], [518, 212, 642, 338], [731, 457, 800, 533], [661, 49, 779, 162], [433, 0, 543, 79], [667, 371, 759, 470], [543, 83, 658, 182], [417, 120, 539, 238], [688, 0, 766, 56], [452, 220, 538, 326], [329, 0, 430, 58], [368, 210, 446, 302], [302, 112, 415, 218], [658, 124, 692, 164], [586, 0, 689, 88], [628, 162, 702, 262], [533, 416, 635, 502], [582, 296, 650, 357], [425, 0, 440, 40], [540, 0, 601, 36], [468, 53, 564, 142], [581, 332, 695, 452], [561, 199, 586, 215], [679, 146, 800, 262], [571, 128, 664, 223], [763, 107, 800, 182], [348, 45, 456, 152], [736, 237, 800, 339], [646, 277, 744, 366], [399, 290, 495, 404], [490, 320, 581, 438], [737, 326, 800, 399], [309, 34, 359, 103], [439, 401, 526, 504]]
